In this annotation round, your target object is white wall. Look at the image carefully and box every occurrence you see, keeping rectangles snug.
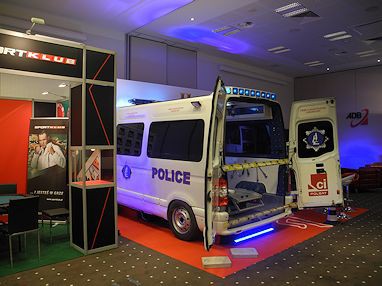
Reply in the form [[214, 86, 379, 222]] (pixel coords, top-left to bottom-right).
[[295, 65, 382, 169]]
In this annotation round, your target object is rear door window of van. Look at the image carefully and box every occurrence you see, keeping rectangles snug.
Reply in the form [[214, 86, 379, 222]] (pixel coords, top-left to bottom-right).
[[148, 120, 204, 162], [117, 123, 144, 156]]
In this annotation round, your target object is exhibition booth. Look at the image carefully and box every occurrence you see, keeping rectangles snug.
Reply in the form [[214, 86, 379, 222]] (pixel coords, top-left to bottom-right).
[[0, 27, 372, 279], [0, 28, 117, 273]]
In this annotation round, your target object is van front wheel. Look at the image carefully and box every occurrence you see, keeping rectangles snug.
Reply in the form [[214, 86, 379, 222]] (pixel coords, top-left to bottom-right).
[[168, 201, 199, 241]]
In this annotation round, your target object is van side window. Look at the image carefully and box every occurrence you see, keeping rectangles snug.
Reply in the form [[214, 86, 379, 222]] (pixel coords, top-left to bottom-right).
[[297, 120, 334, 158], [117, 123, 144, 156], [148, 120, 204, 162]]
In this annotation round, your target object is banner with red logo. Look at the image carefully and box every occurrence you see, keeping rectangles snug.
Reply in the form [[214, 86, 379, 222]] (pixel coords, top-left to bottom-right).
[[308, 173, 329, 196], [0, 33, 82, 78]]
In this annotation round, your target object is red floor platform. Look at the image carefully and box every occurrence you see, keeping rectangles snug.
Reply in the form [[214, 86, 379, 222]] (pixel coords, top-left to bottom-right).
[[118, 207, 367, 278]]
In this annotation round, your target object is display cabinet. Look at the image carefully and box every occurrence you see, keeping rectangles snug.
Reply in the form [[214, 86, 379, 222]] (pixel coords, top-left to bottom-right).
[[69, 48, 117, 254]]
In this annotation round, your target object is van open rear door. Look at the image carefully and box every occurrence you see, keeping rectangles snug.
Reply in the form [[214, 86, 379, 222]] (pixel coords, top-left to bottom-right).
[[204, 77, 226, 251], [288, 98, 343, 208]]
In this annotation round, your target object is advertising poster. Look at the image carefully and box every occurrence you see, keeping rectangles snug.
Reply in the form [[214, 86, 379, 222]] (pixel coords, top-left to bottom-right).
[[56, 100, 70, 117], [27, 118, 68, 210]]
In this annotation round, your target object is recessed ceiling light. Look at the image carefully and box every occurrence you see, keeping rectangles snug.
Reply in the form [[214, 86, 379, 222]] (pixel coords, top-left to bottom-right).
[[58, 83, 67, 88], [282, 8, 308, 17], [267, 46, 285, 52], [190, 17, 194, 21], [304, 60, 321, 65], [329, 34, 352, 41], [356, 50, 376, 55], [359, 52, 379, 58], [323, 31, 347, 38], [212, 26, 232, 33], [42, 91, 49, 95], [273, 48, 291, 54], [326, 67, 330, 71], [308, 62, 324, 67], [378, 59, 381, 63], [224, 29, 241, 36], [275, 2, 302, 13]]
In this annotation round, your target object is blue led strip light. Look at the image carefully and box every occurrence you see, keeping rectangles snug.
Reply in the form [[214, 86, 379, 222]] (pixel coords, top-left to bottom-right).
[[234, 227, 275, 243]]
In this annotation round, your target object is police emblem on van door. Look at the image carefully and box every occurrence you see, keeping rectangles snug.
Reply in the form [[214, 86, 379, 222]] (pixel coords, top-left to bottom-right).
[[303, 127, 329, 152], [122, 164, 132, 179]]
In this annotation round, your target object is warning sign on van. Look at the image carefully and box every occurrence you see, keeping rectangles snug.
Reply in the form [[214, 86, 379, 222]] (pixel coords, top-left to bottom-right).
[[308, 173, 328, 196]]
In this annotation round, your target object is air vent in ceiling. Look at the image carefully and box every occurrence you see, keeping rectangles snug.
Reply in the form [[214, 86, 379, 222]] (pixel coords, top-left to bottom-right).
[[275, 2, 319, 18]]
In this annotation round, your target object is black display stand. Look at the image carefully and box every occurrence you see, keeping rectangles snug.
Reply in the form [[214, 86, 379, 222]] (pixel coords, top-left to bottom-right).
[[69, 48, 117, 254]]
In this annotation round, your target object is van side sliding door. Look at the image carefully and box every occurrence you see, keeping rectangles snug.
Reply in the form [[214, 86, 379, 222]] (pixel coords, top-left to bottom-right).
[[204, 77, 226, 251], [289, 98, 343, 209]]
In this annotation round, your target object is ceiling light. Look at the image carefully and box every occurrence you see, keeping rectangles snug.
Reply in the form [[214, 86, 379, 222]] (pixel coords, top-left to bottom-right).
[[323, 31, 347, 38], [58, 83, 67, 88], [359, 52, 379, 57], [273, 48, 291, 54], [282, 8, 308, 17], [308, 62, 324, 67], [42, 91, 49, 95], [212, 26, 232, 33], [190, 17, 194, 21], [326, 67, 330, 71], [378, 59, 381, 63], [329, 34, 352, 41], [304, 61, 321, 65], [268, 46, 285, 52], [224, 29, 241, 36], [356, 50, 376, 55], [275, 2, 302, 13]]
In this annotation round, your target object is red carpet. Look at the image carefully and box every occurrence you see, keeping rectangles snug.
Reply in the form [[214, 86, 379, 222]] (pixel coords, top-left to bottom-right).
[[118, 207, 367, 278]]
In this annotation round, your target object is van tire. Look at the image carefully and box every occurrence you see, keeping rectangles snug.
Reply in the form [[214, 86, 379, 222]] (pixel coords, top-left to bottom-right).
[[168, 201, 200, 241]]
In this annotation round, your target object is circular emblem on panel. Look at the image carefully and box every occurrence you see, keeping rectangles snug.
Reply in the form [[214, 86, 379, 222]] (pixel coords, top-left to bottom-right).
[[122, 164, 131, 179], [303, 127, 329, 152]]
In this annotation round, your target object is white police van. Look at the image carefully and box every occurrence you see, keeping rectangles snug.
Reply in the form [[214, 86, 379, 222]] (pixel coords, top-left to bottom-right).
[[117, 77, 343, 250]]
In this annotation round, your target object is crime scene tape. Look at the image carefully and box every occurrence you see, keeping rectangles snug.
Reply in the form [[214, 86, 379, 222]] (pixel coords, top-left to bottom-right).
[[222, 158, 289, 172]]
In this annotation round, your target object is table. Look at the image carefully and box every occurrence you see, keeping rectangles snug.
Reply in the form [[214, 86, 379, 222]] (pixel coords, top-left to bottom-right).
[[0, 195, 26, 208]]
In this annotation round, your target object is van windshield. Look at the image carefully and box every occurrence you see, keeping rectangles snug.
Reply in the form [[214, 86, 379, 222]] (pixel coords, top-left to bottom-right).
[[224, 98, 285, 158]]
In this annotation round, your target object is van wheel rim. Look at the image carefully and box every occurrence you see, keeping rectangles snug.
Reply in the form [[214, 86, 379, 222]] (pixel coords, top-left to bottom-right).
[[172, 207, 191, 234]]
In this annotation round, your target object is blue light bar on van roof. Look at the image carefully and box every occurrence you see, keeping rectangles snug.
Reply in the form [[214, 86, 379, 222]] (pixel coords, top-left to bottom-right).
[[225, 86, 278, 101]]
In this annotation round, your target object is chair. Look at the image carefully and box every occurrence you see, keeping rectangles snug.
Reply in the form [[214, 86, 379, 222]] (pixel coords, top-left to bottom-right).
[[0, 196, 40, 267], [41, 208, 69, 243]]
